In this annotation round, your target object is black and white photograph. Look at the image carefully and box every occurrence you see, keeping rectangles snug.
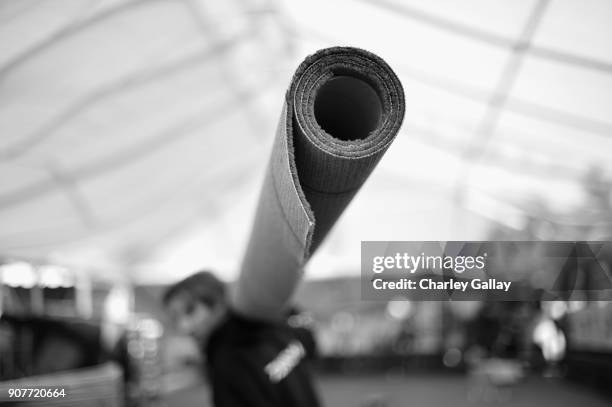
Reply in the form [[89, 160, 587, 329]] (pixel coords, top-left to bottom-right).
[[1, 0, 611, 406]]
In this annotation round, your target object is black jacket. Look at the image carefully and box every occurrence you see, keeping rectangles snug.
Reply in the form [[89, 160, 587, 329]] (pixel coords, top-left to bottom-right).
[[205, 310, 321, 407]]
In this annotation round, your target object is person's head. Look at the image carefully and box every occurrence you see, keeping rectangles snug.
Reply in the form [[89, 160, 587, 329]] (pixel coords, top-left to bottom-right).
[[162, 271, 227, 342]]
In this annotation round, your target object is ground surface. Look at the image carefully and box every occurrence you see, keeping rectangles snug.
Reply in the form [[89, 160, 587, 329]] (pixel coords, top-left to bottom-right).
[[165, 372, 611, 407]]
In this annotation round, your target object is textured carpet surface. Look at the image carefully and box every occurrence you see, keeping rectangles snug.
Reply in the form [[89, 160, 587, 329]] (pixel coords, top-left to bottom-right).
[[232, 47, 405, 320]]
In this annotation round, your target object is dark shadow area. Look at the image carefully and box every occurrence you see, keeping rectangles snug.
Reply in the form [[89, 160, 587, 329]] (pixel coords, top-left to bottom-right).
[[314, 76, 382, 141]]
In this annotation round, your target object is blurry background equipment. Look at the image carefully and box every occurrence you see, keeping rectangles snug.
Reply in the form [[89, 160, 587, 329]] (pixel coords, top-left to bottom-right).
[[0, 362, 123, 407], [123, 315, 164, 406], [1, 0, 611, 285]]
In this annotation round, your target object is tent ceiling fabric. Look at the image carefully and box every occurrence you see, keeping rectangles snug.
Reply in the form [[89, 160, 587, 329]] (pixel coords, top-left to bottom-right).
[[1, 0, 611, 282]]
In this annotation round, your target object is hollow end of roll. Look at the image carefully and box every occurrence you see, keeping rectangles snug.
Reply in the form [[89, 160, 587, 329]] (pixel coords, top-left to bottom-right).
[[313, 75, 382, 141], [290, 47, 404, 158]]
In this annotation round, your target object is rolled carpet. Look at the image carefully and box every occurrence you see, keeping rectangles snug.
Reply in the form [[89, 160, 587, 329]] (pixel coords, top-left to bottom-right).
[[231, 47, 405, 320]]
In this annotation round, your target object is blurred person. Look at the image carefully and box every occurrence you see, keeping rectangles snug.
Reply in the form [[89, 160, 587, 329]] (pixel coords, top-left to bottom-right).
[[162, 270, 320, 407]]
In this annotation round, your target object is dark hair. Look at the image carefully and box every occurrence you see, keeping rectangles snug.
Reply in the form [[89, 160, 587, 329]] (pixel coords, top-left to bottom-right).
[[162, 270, 226, 309]]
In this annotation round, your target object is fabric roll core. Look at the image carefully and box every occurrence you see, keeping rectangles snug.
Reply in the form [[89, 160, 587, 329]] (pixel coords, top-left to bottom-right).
[[313, 76, 382, 141], [232, 47, 405, 320]]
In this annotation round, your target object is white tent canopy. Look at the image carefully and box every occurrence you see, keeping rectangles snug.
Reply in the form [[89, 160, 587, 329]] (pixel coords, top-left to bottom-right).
[[1, 0, 611, 283]]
